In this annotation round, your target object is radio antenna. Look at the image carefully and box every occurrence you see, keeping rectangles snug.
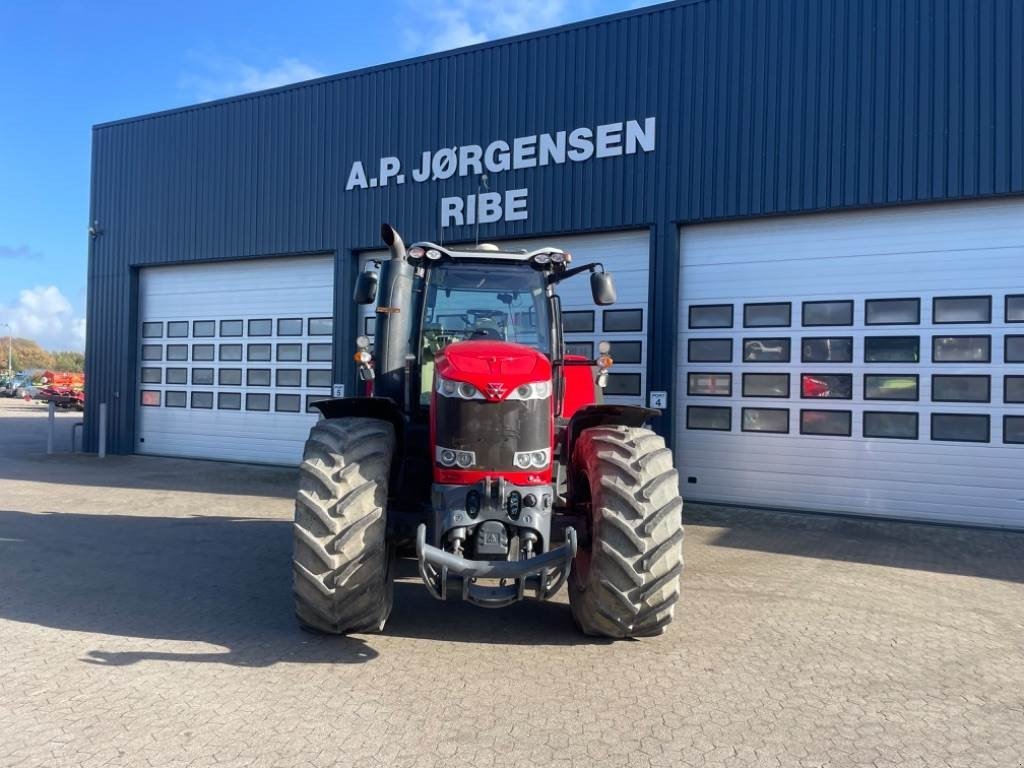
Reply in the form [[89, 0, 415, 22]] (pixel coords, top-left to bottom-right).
[[475, 173, 489, 246]]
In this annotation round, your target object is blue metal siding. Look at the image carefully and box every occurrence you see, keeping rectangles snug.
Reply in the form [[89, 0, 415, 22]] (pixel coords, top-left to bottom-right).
[[86, 0, 1024, 453]]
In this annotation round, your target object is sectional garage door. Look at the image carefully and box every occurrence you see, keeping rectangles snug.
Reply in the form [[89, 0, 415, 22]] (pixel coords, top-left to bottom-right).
[[677, 198, 1024, 528], [136, 256, 335, 464], [359, 229, 650, 404]]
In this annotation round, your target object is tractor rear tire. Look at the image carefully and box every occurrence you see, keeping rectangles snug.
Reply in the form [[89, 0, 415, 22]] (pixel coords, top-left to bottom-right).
[[292, 417, 395, 634], [568, 425, 684, 638]]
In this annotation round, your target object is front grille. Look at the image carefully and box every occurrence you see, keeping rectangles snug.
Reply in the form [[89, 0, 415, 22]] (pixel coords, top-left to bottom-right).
[[434, 395, 550, 470]]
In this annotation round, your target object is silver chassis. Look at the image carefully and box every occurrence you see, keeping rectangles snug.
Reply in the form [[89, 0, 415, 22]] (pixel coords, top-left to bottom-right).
[[416, 524, 577, 608]]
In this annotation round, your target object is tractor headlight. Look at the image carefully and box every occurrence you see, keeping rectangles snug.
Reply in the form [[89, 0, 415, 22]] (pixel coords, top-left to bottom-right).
[[533, 253, 551, 265], [436, 446, 475, 468], [550, 251, 566, 264], [513, 448, 550, 469], [507, 381, 551, 400], [425, 248, 442, 260], [436, 374, 484, 400]]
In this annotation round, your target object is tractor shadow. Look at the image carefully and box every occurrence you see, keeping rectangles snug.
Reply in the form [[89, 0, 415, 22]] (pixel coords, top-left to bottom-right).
[[0, 509, 601, 670]]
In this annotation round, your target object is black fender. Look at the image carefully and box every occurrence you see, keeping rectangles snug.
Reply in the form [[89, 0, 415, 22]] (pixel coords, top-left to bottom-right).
[[311, 397, 406, 483], [563, 404, 661, 504]]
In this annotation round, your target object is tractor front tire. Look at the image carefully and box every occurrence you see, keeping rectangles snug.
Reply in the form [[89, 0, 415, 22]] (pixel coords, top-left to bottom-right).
[[568, 425, 684, 638], [292, 417, 395, 634]]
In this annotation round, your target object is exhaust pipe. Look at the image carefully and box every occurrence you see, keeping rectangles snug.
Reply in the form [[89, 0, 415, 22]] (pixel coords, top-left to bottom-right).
[[381, 223, 407, 262]]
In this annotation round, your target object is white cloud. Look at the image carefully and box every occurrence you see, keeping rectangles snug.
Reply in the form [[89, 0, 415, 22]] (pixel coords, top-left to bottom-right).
[[179, 54, 325, 103], [403, 0, 587, 54], [0, 245, 39, 260], [0, 285, 86, 351]]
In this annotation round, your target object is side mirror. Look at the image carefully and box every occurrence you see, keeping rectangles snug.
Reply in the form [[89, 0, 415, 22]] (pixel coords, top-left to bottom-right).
[[354, 271, 379, 304], [590, 271, 617, 306]]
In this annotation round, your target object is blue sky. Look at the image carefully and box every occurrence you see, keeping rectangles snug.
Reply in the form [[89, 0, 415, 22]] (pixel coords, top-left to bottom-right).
[[0, 0, 652, 351]]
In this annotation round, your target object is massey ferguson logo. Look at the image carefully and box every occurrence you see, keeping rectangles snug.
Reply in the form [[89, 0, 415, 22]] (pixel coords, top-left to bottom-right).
[[486, 383, 506, 398]]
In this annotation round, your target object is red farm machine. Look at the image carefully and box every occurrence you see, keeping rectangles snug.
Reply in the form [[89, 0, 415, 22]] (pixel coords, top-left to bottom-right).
[[292, 225, 683, 638]]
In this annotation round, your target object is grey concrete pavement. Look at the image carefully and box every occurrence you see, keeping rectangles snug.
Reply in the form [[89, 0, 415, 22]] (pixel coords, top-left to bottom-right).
[[1, 399, 1022, 768]]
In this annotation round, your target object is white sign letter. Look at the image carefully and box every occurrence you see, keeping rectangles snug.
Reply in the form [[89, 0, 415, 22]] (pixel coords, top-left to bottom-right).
[[595, 122, 624, 158], [625, 117, 656, 154], [504, 188, 528, 222], [441, 196, 465, 228], [378, 156, 402, 186], [567, 128, 594, 162], [484, 140, 511, 172], [345, 161, 368, 191], [477, 192, 503, 224], [512, 135, 538, 169]]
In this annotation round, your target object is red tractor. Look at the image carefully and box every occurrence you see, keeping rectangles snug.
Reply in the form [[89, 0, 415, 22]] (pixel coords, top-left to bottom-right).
[[292, 225, 683, 638]]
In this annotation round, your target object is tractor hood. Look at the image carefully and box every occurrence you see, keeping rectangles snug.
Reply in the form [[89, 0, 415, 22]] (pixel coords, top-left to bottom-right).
[[435, 341, 551, 402]]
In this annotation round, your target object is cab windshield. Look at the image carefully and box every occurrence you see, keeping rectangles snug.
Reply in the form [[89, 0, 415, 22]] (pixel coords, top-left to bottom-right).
[[421, 261, 552, 358]]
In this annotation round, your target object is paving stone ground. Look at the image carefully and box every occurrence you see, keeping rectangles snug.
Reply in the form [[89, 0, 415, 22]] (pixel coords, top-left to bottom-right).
[[1, 399, 1022, 768]]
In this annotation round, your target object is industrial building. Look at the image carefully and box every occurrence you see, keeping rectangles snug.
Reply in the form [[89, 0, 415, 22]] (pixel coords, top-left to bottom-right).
[[87, 0, 1024, 527]]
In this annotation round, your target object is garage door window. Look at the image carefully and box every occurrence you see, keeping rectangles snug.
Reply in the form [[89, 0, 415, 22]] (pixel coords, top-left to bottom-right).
[[308, 318, 333, 336], [604, 373, 642, 396], [247, 369, 271, 386], [248, 319, 273, 336], [277, 369, 301, 387], [744, 302, 791, 328], [800, 410, 851, 436], [276, 394, 301, 412], [1006, 376, 1024, 403], [931, 413, 989, 442], [218, 392, 241, 410], [246, 393, 270, 412], [247, 344, 272, 361], [307, 395, 329, 412], [932, 335, 990, 363], [167, 321, 189, 338], [166, 391, 187, 408], [167, 345, 188, 361], [933, 296, 991, 324], [219, 369, 242, 386], [278, 318, 303, 336], [166, 368, 187, 385], [193, 321, 215, 338], [566, 341, 594, 358], [802, 337, 853, 363], [141, 367, 161, 384], [608, 341, 642, 364], [142, 345, 162, 361], [1007, 295, 1024, 323], [741, 408, 789, 433], [687, 406, 731, 431], [562, 311, 594, 333], [277, 344, 302, 361], [142, 322, 163, 338], [865, 336, 919, 363], [863, 411, 918, 439], [220, 320, 243, 337], [191, 392, 213, 409], [802, 300, 853, 327], [689, 339, 732, 362], [219, 344, 243, 362], [603, 309, 643, 332], [192, 344, 215, 361], [687, 373, 731, 396], [689, 304, 733, 329], [307, 343, 332, 362], [743, 338, 790, 362], [864, 374, 919, 401], [742, 373, 789, 398], [932, 375, 990, 403], [140, 390, 160, 406], [1006, 336, 1024, 363], [801, 374, 852, 399], [865, 298, 920, 325], [308, 370, 331, 388], [192, 368, 214, 385], [1005, 416, 1024, 444]]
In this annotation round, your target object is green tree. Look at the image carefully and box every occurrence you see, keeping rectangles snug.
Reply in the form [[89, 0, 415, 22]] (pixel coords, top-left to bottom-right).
[[50, 350, 85, 373], [8, 338, 54, 371]]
